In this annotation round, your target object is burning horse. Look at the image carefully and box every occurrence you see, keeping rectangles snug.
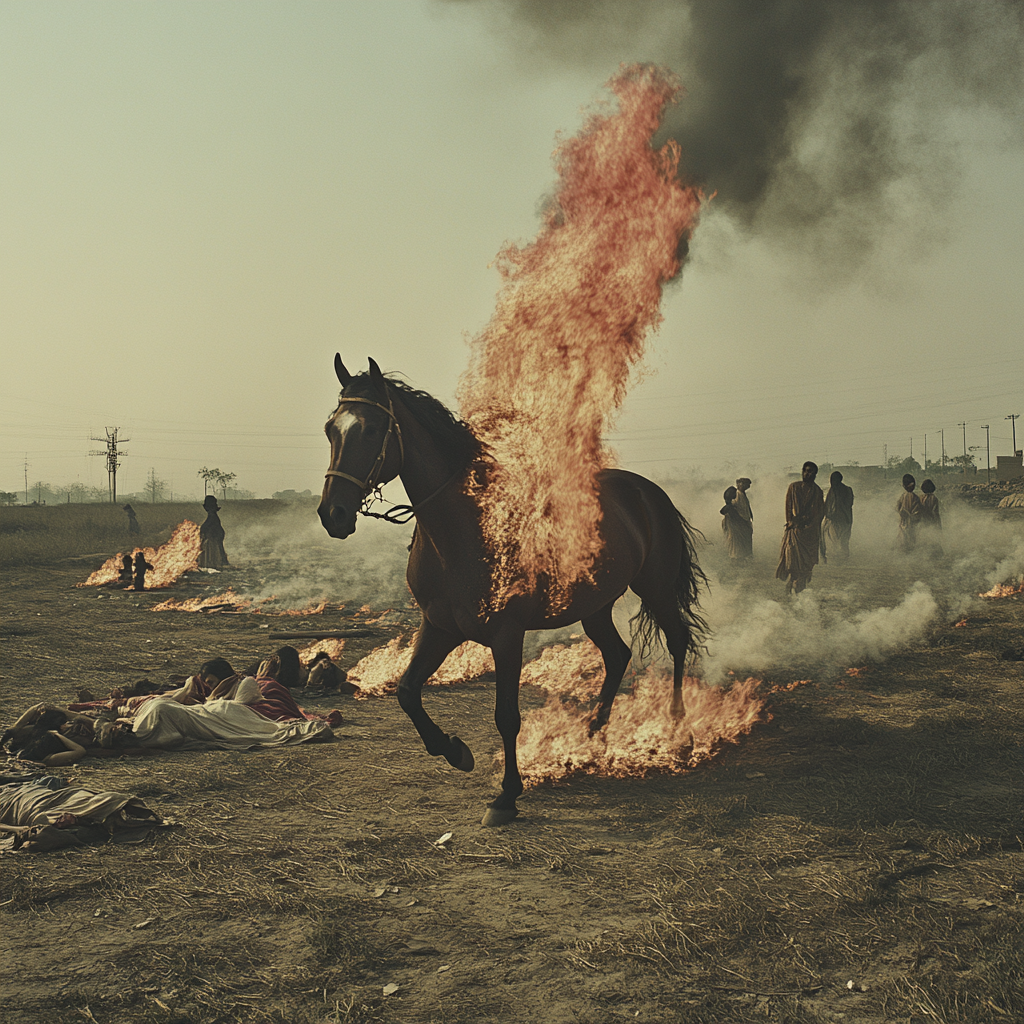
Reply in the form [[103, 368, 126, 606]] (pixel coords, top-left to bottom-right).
[[319, 356, 706, 825]]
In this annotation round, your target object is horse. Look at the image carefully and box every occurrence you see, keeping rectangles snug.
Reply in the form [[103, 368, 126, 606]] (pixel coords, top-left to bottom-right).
[[318, 356, 706, 826]]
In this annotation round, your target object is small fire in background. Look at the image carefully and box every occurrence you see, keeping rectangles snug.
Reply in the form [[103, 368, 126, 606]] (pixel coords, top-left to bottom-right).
[[297, 638, 346, 664], [953, 617, 969, 628], [979, 579, 1024, 599], [458, 65, 703, 611], [346, 637, 495, 698], [150, 592, 332, 615], [78, 522, 201, 589]]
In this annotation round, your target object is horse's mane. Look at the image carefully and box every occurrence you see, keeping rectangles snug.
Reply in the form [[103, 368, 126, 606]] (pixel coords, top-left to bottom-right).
[[340, 373, 485, 471]]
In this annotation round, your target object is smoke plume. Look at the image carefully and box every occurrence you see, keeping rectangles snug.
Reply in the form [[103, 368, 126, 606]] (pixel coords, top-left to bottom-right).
[[444, 0, 1023, 274]]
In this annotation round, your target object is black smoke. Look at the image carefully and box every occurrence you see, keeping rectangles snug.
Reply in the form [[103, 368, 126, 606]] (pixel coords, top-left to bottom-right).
[[442, 0, 1023, 272]]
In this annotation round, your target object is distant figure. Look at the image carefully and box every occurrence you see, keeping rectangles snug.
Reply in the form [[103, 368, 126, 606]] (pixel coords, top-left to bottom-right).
[[895, 474, 923, 553], [132, 551, 155, 591], [720, 486, 753, 560], [919, 479, 944, 557], [822, 471, 855, 562], [123, 503, 140, 536], [117, 554, 134, 586], [776, 461, 825, 595], [732, 478, 754, 558], [199, 495, 229, 568]]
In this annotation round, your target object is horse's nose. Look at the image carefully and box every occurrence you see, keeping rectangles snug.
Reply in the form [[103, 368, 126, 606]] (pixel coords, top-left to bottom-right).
[[318, 502, 356, 539]]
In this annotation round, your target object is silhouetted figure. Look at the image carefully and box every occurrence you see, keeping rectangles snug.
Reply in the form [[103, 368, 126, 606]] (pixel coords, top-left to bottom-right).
[[919, 479, 944, 557], [895, 474, 923, 553], [823, 471, 855, 562], [199, 495, 229, 568], [117, 554, 134, 586], [733, 478, 754, 556], [721, 485, 753, 560], [133, 551, 155, 591], [123, 504, 140, 535], [776, 461, 825, 595]]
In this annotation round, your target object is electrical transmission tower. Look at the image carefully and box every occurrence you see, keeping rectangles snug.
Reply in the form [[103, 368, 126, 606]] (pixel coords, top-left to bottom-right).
[[90, 428, 130, 503]]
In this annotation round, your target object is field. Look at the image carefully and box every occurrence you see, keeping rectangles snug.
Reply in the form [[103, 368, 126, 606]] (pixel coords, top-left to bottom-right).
[[2, 497, 1023, 1024]]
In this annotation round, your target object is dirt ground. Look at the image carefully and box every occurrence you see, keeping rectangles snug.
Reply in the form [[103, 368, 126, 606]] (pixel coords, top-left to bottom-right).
[[2, 525, 1023, 1024]]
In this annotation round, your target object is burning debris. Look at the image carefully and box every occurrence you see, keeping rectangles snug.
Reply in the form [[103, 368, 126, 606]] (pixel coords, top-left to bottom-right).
[[458, 65, 703, 610], [150, 592, 332, 615], [78, 522, 201, 590], [297, 639, 346, 664], [979, 580, 1024, 599]]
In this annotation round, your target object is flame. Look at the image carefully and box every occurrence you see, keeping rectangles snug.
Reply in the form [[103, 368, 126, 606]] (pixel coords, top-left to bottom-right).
[[150, 588, 256, 613], [78, 522, 201, 589], [519, 641, 605, 700], [979, 581, 1024, 598], [953, 617, 968, 627], [845, 667, 867, 677], [457, 65, 703, 611], [346, 637, 495, 698], [514, 670, 766, 786], [297, 639, 346, 664], [151, 592, 331, 615]]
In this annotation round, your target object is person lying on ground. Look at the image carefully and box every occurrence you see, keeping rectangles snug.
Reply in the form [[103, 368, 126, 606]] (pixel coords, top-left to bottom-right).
[[129, 689, 333, 751], [305, 652, 358, 694]]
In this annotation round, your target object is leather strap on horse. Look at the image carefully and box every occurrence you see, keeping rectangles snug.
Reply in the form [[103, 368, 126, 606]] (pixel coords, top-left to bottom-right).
[[324, 391, 461, 525]]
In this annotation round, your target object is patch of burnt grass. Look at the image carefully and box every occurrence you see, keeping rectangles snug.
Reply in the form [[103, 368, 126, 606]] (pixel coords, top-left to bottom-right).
[[307, 896, 394, 972]]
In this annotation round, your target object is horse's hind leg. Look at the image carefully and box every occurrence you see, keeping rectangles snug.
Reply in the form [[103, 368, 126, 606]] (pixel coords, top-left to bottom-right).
[[482, 626, 526, 828], [632, 591, 693, 717], [396, 620, 474, 771], [582, 602, 633, 735]]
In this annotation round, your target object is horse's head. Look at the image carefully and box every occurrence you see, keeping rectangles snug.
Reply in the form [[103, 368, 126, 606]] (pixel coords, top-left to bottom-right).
[[318, 354, 404, 539]]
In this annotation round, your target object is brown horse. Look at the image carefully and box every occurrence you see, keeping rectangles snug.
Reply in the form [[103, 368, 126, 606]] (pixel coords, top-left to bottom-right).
[[318, 356, 706, 826]]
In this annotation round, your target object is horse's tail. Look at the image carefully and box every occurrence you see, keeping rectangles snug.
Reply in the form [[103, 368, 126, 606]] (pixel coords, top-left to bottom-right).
[[630, 509, 709, 663]]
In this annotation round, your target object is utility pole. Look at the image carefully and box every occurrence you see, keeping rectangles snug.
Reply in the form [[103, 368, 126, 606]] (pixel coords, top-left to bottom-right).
[[90, 427, 130, 503], [924, 434, 927, 473], [1007, 413, 1020, 454], [23, 456, 28, 505], [939, 428, 946, 471], [883, 444, 888, 478], [958, 422, 968, 476], [982, 424, 990, 484]]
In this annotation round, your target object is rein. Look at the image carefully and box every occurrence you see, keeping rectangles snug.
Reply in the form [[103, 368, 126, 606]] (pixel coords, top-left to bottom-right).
[[324, 392, 461, 525]]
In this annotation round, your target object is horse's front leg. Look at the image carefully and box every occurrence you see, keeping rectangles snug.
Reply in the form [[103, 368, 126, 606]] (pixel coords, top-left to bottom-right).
[[396, 620, 474, 771], [481, 628, 526, 828]]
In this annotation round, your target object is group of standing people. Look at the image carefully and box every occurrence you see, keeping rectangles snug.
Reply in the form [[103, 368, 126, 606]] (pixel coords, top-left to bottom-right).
[[720, 463, 942, 595]]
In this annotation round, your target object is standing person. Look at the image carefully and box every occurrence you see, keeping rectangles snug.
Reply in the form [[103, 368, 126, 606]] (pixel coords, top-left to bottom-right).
[[919, 479, 943, 557], [116, 554, 134, 587], [123, 504, 140, 536], [776, 462, 825, 595], [895, 474, 923, 553], [733, 478, 754, 558], [199, 495, 229, 568], [132, 551, 155, 591], [822, 471, 855, 562], [721, 486, 753, 560]]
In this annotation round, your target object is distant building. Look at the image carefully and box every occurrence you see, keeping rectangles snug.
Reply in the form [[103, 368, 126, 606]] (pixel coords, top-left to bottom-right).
[[995, 451, 1024, 482]]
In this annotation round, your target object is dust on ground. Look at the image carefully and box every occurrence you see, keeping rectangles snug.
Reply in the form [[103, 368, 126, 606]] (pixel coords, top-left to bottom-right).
[[1, 514, 1023, 1024]]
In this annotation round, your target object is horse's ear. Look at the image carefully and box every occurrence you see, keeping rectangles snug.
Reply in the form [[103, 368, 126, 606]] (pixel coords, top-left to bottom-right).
[[367, 357, 386, 391], [334, 353, 352, 386]]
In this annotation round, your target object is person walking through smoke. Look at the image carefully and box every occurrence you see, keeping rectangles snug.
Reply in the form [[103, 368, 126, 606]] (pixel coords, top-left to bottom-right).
[[732, 478, 754, 558], [199, 494, 229, 568], [776, 461, 825, 595], [918, 478, 943, 557], [720, 486, 753, 560], [822, 471, 855, 562], [895, 474, 923, 553], [123, 504, 140, 536]]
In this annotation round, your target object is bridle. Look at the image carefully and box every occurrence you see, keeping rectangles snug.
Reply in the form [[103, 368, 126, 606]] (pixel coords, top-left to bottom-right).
[[324, 391, 461, 525], [324, 394, 405, 494]]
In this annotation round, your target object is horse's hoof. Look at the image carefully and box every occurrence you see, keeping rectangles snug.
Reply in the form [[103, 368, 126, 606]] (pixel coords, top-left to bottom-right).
[[481, 805, 519, 827], [447, 736, 475, 772]]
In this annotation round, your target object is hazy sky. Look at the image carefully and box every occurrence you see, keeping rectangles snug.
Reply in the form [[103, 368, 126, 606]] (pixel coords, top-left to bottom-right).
[[2, 1, 1021, 500]]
